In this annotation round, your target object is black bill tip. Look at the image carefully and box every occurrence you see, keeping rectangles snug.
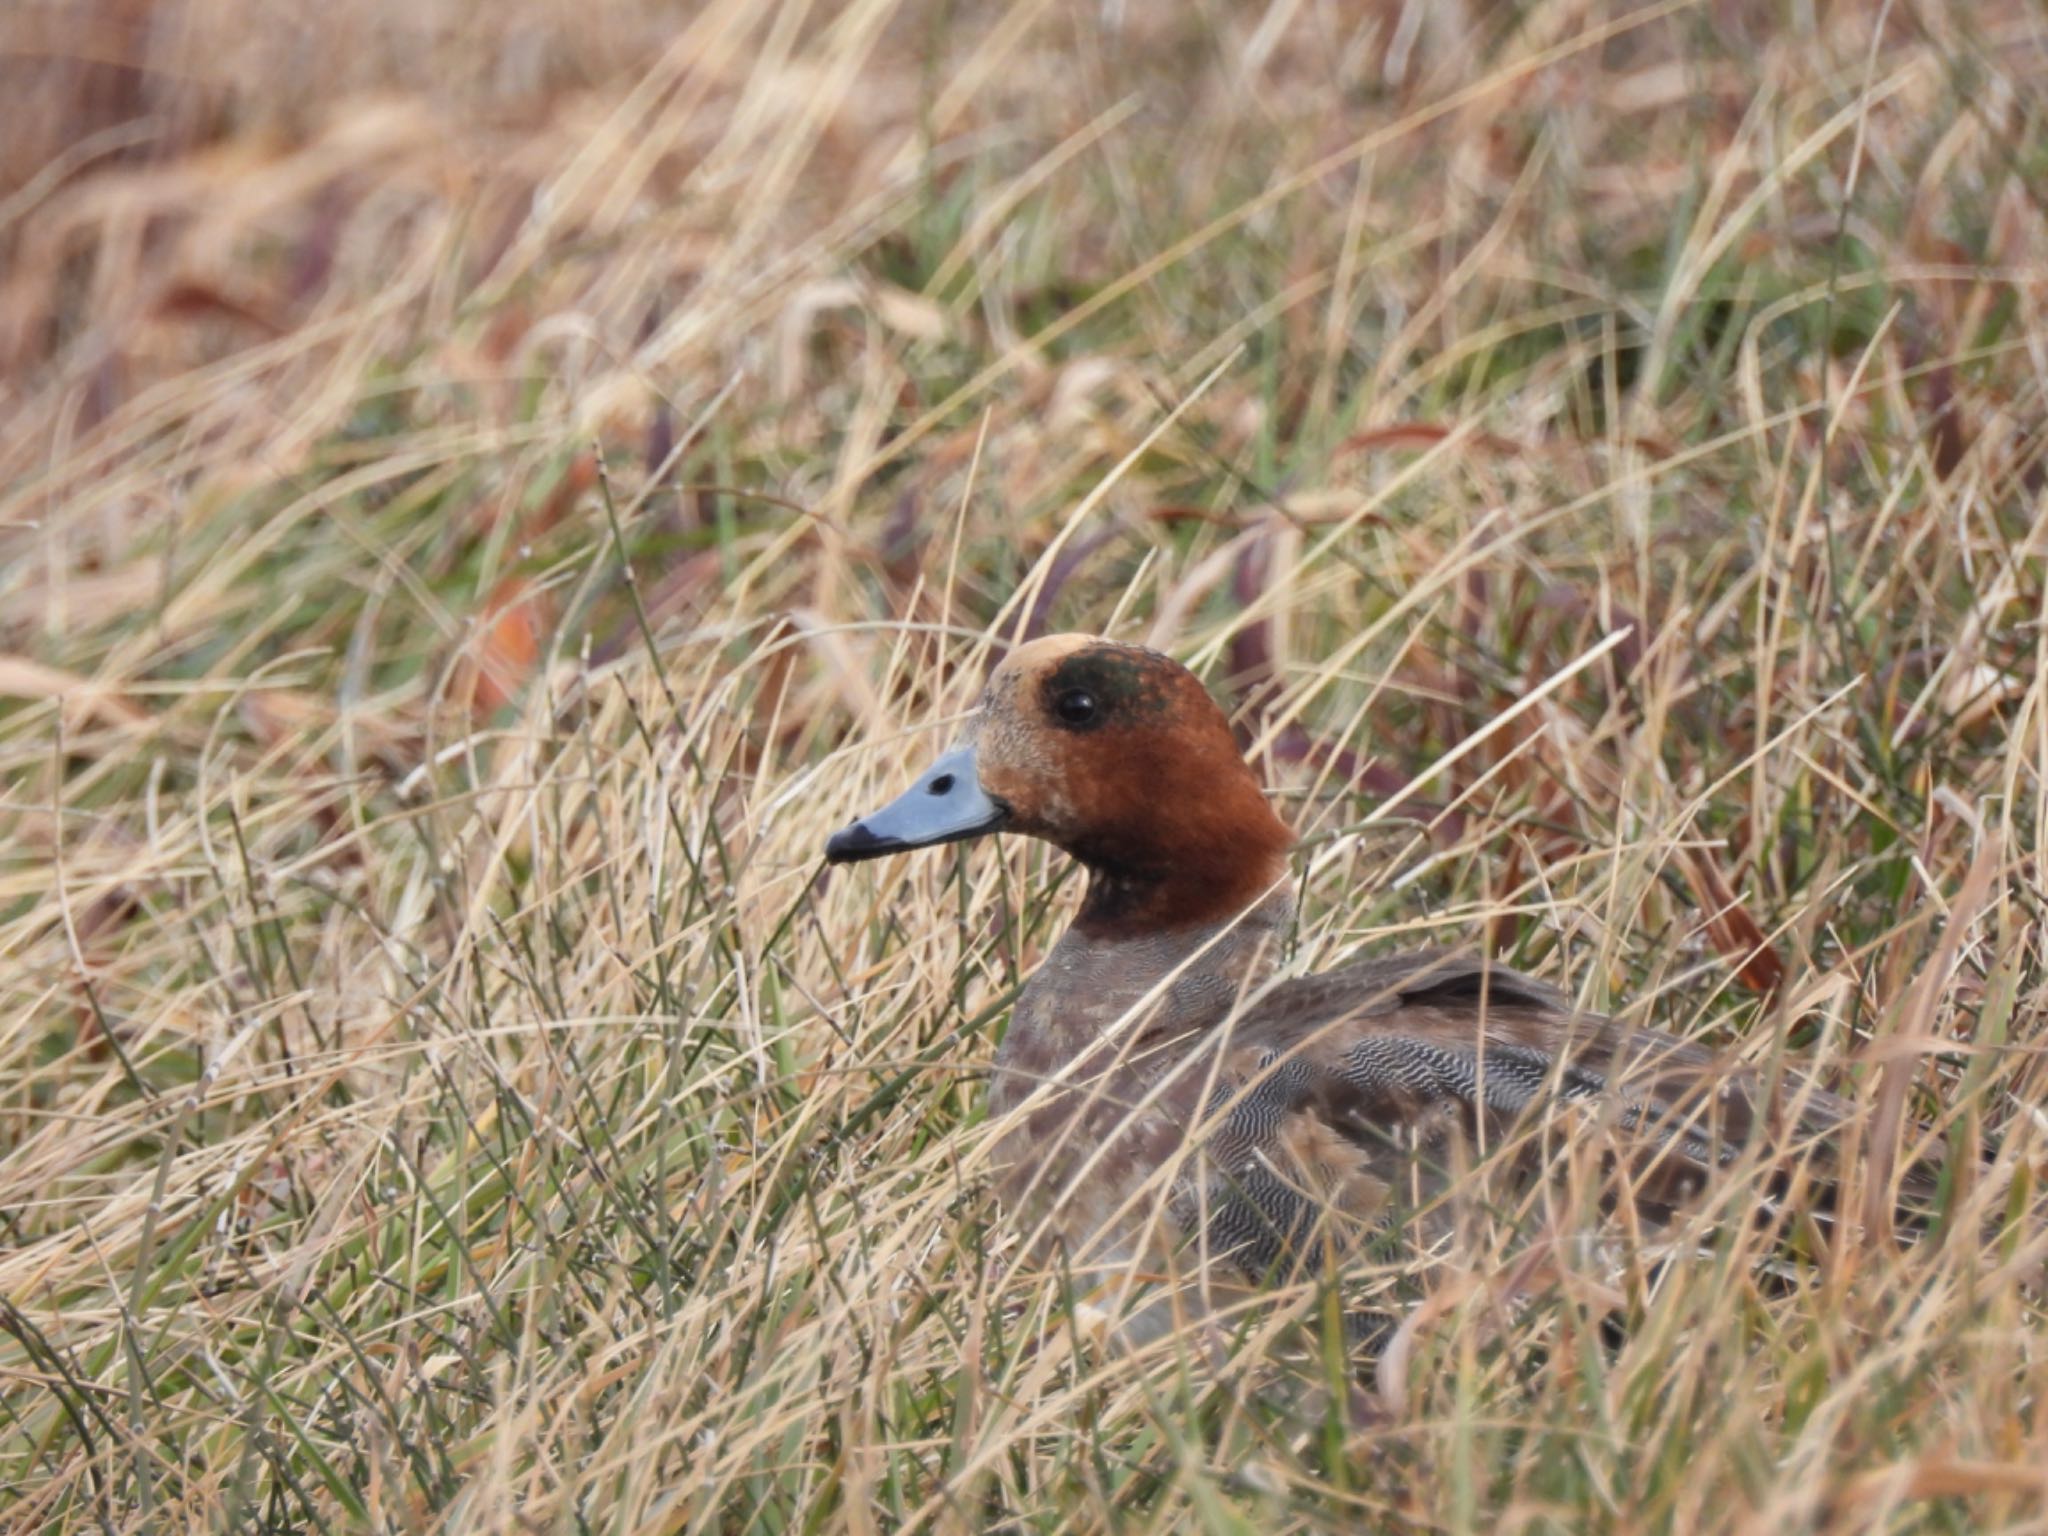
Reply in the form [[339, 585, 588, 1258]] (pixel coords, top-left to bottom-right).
[[825, 821, 898, 865]]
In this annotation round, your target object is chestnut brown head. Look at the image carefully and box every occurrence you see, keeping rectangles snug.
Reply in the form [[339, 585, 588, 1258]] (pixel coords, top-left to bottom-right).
[[827, 636, 1294, 934]]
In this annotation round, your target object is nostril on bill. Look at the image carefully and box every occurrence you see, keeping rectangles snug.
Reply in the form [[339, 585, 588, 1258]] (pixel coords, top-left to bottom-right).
[[928, 774, 954, 795]]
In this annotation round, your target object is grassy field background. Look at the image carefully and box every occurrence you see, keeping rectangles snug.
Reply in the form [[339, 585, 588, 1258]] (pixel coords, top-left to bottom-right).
[[5, 0, 2048, 1529]]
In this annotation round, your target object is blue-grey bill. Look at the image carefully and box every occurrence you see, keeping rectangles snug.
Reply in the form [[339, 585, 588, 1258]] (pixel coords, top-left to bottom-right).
[[825, 746, 1006, 864]]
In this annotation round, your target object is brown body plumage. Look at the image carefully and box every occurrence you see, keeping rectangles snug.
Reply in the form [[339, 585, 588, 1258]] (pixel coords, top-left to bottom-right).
[[827, 635, 1918, 1345]]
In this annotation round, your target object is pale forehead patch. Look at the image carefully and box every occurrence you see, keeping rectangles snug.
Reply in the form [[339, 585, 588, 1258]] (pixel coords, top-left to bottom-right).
[[970, 636, 1108, 817], [991, 632, 1103, 684]]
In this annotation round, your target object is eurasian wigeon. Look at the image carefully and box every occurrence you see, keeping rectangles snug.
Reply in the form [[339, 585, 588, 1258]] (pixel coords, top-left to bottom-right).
[[827, 634, 1916, 1347]]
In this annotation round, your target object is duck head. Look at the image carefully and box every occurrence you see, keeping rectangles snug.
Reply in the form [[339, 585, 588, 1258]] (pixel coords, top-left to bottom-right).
[[826, 635, 1295, 936]]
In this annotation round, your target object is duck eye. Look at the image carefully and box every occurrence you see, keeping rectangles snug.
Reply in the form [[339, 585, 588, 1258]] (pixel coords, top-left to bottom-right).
[[1054, 688, 1098, 726]]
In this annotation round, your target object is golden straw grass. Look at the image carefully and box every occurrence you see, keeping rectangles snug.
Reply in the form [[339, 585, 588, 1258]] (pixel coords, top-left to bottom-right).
[[3, 0, 2046, 1530]]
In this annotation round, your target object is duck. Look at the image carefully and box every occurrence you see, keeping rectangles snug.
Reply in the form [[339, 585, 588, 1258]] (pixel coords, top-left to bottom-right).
[[825, 634, 1915, 1349]]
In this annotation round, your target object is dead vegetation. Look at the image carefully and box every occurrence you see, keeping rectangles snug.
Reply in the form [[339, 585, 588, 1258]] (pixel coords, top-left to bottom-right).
[[3, 0, 2047, 1529]]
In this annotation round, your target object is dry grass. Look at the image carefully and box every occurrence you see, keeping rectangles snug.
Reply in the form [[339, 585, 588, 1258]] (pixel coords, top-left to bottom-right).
[[5, 0, 2048, 1529]]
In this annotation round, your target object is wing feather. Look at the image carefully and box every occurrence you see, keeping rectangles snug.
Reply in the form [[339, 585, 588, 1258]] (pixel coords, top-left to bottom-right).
[[1172, 950, 1934, 1287]]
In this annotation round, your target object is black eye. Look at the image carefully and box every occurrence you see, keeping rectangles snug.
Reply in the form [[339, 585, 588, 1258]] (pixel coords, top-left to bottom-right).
[[1054, 688, 1097, 726]]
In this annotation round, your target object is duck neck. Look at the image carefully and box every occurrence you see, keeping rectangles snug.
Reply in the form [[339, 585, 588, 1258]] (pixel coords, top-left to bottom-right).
[[1067, 787, 1296, 943], [1073, 853, 1294, 940], [994, 816, 1296, 1104]]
